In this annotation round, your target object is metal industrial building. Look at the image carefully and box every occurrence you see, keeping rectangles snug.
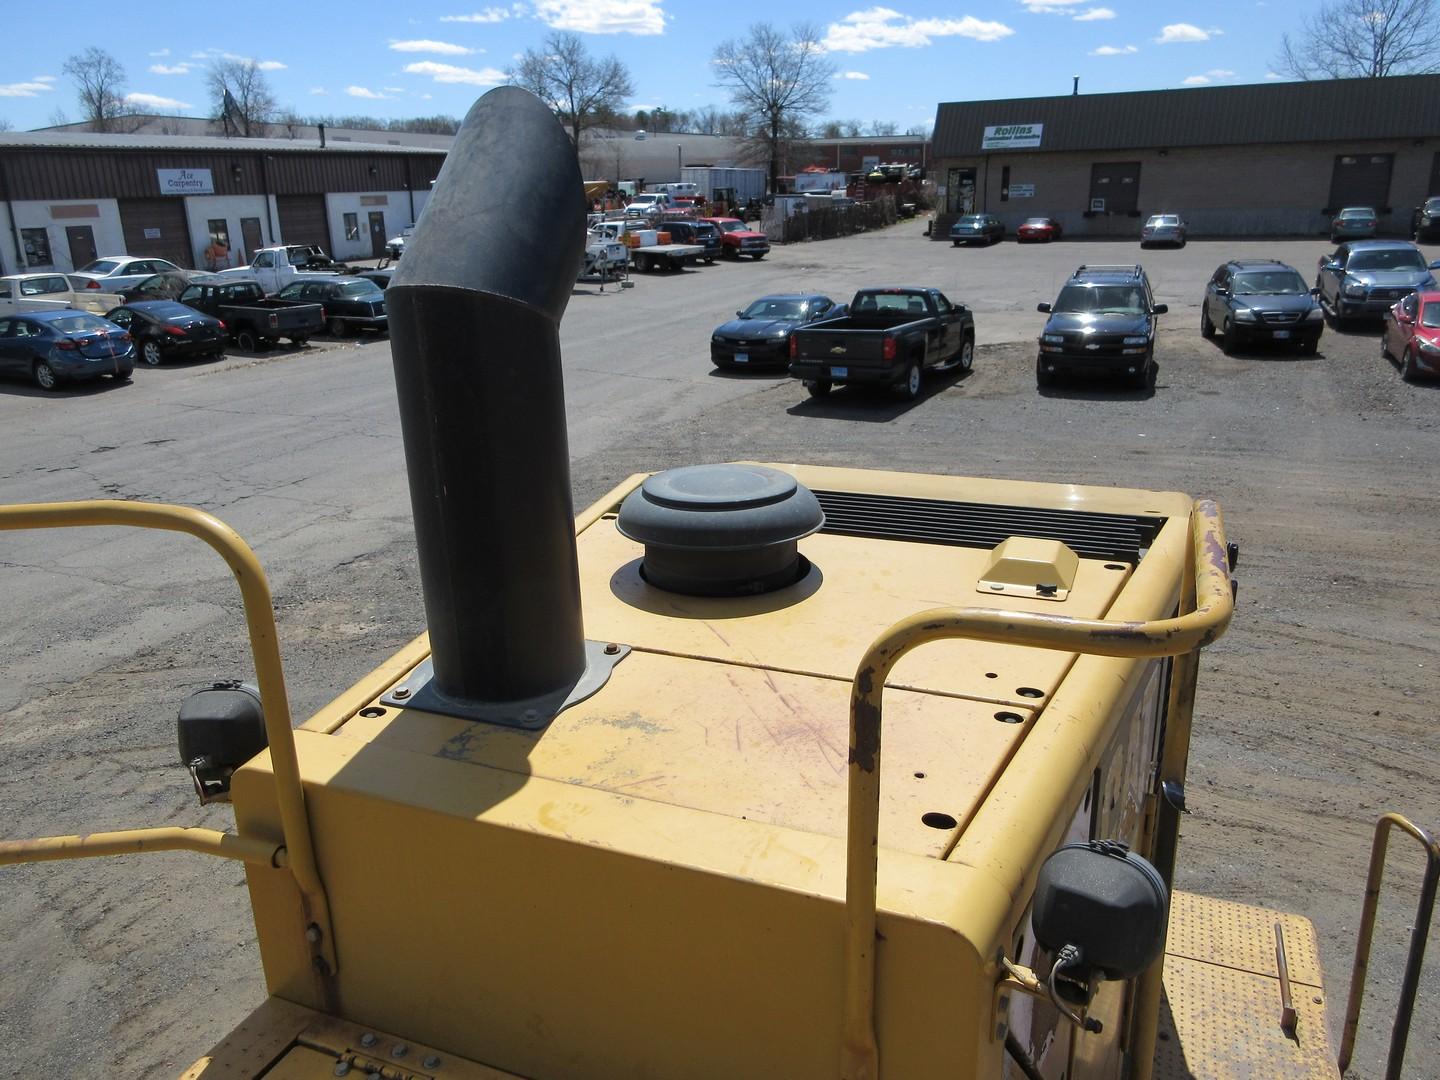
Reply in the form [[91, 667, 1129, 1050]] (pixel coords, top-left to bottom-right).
[[931, 74, 1440, 238], [0, 132, 446, 275]]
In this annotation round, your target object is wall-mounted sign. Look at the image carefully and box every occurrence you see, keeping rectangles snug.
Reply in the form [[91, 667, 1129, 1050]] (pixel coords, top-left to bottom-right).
[[981, 124, 1043, 151], [143, 228, 162, 239], [1090, 198, 1106, 212], [157, 168, 214, 196], [1009, 183, 1035, 198]]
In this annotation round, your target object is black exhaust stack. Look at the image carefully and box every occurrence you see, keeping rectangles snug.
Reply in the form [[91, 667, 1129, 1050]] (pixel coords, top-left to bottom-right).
[[380, 86, 625, 729]]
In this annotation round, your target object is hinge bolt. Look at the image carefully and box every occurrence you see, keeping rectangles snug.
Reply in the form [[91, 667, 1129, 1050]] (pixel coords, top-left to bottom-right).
[[306, 923, 322, 943], [393, 687, 412, 699], [604, 642, 621, 655], [360, 1032, 378, 1048]]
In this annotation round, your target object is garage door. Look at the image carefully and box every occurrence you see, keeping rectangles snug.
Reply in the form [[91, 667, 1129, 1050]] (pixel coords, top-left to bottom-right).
[[1329, 154, 1393, 212], [119, 198, 193, 268], [277, 195, 332, 252]]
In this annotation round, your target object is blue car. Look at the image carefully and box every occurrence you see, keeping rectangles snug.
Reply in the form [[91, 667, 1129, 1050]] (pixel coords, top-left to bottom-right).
[[0, 309, 135, 390]]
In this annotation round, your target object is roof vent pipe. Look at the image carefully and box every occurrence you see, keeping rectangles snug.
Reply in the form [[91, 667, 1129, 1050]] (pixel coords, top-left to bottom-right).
[[381, 86, 625, 729], [318, 123, 326, 148]]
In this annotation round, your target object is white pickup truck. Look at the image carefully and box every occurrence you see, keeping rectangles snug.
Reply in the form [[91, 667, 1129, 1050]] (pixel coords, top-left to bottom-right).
[[0, 273, 123, 316], [216, 245, 343, 295]]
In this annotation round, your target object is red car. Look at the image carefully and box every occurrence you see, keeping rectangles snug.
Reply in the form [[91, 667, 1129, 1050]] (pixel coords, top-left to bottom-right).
[[1381, 289, 1440, 381], [1016, 217, 1063, 243], [698, 216, 770, 260]]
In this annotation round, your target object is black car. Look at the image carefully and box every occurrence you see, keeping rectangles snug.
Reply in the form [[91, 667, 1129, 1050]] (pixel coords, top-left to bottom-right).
[[711, 294, 844, 369], [660, 219, 723, 263], [275, 276, 387, 336], [117, 270, 225, 304], [1413, 196, 1440, 242], [1036, 264, 1167, 389], [1201, 259, 1323, 355], [103, 300, 227, 366], [355, 269, 394, 291]]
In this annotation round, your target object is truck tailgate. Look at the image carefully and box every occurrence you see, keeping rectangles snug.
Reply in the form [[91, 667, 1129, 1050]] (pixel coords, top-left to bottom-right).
[[791, 325, 891, 366]]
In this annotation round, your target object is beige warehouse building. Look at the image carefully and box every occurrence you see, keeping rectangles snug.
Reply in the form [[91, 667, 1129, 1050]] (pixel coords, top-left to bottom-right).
[[931, 74, 1440, 239]]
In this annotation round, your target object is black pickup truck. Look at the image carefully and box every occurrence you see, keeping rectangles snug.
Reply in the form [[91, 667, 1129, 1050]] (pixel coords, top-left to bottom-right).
[[177, 280, 325, 351], [787, 286, 975, 399]]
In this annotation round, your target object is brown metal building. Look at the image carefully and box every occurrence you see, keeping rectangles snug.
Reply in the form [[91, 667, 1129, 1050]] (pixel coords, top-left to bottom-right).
[[0, 132, 446, 275], [931, 74, 1440, 239]]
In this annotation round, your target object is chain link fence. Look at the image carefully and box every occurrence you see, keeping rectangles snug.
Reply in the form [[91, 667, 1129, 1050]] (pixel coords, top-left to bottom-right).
[[760, 195, 899, 244]]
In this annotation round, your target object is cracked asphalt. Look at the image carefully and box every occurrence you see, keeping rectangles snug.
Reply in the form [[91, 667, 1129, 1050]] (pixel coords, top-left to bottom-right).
[[0, 222, 1436, 1078]]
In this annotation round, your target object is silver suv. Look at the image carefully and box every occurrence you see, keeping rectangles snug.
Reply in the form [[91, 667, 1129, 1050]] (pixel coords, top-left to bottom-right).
[[1314, 240, 1439, 324]]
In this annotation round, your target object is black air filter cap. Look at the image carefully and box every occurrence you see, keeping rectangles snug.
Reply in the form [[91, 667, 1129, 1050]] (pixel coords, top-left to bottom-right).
[[617, 464, 824, 596]]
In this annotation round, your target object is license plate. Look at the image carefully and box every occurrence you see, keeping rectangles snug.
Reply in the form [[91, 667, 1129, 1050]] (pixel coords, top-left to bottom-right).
[[735, 353, 748, 363], [1272, 330, 1290, 339], [830, 366, 848, 378]]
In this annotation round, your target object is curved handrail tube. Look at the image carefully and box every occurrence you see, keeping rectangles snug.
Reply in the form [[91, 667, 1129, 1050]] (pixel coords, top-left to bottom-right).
[[0, 826, 286, 867], [841, 500, 1233, 1080], [0, 500, 335, 974]]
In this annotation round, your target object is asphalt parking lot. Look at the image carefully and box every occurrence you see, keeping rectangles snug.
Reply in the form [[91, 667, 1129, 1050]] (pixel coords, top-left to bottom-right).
[[1, 220, 1436, 1078]]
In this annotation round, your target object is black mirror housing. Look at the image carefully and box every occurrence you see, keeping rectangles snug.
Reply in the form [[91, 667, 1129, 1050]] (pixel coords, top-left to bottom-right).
[[1152, 303, 1168, 315], [177, 681, 267, 804], [1037, 302, 1052, 313]]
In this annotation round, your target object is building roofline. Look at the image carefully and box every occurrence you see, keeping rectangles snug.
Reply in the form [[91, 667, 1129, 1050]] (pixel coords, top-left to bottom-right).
[[0, 131, 444, 155]]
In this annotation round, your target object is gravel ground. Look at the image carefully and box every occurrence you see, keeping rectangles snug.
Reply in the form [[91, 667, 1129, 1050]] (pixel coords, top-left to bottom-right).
[[0, 222, 1436, 1078]]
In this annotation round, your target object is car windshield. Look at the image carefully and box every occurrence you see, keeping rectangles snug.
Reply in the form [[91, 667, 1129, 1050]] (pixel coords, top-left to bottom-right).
[[1427, 198, 1440, 214], [741, 298, 807, 320], [1023, 218, 1051, 226], [717, 221, 746, 233], [1053, 284, 1147, 314], [1339, 209, 1375, 219], [1347, 248, 1426, 271], [338, 281, 381, 297], [49, 313, 110, 333], [958, 216, 985, 224], [1147, 216, 1179, 226], [1232, 271, 1308, 295], [1422, 302, 1440, 328], [80, 260, 120, 274]]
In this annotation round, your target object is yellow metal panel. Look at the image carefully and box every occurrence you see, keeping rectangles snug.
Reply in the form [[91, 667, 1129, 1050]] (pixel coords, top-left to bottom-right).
[[1153, 892, 1338, 1080], [250, 1046, 337, 1080], [340, 651, 1036, 858], [180, 997, 315, 1079], [576, 520, 1131, 707]]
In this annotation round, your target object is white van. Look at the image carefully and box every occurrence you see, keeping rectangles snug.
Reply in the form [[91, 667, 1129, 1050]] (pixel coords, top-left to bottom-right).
[[0, 273, 123, 316]]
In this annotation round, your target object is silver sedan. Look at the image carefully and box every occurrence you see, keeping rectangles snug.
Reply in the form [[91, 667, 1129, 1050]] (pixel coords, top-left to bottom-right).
[[68, 256, 184, 293]]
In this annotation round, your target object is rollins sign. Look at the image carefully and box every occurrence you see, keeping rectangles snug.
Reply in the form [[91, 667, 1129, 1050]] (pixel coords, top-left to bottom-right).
[[980, 124, 1043, 151], [157, 168, 215, 195]]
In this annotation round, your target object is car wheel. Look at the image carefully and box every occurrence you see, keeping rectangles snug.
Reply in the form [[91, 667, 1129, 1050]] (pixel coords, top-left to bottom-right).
[[1401, 346, 1419, 382], [33, 360, 59, 390], [896, 359, 923, 401], [1380, 332, 1391, 360], [291, 337, 309, 348], [141, 340, 164, 366], [1200, 305, 1216, 339], [328, 318, 348, 337], [236, 330, 257, 352], [957, 337, 974, 372], [1299, 337, 1319, 357], [704, 257, 715, 265], [1036, 357, 1054, 388], [112, 370, 131, 382], [1135, 357, 1157, 390], [1221, 319, 1237, 355], [805, 379, 832, 398], [952, 240, 961, 247]]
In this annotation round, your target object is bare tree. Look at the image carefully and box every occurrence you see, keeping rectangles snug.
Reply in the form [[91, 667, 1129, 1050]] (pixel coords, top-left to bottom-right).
[[207, 59, 278, 137], [713, 23, 834, 191], [62, 47, 133, 132], [1276, 0, 1440, 78], [512, 32, 634, 146], [0, 117, 12, 133], [868, 120, 899, 137]]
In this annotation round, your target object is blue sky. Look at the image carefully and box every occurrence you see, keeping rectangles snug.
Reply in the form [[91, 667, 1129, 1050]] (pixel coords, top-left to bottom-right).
[[2, 1, 1309, 133]]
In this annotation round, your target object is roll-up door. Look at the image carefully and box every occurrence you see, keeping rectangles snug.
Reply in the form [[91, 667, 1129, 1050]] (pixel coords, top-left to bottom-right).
[[118, 198, 193, 268], [1328, 154, 1393, 211], [277, 195, 332, 252]]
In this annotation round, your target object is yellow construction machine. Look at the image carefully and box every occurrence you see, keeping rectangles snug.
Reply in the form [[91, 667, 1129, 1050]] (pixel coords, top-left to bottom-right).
[[2, 88, 1435, 1080]]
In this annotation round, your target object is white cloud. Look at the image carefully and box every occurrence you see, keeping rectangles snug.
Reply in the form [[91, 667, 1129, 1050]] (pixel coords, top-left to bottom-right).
[[824, 7, 1014, 52], [347, 86, 391, 99], [1208, 68, 1235, 77], [840, 70, 871, 79], [125, 91, 192, 109], [390, 39, 475, 55], [149, 63, 193, 75], [1157, 23, 1217, 43], [309, 87, 328, 95], [1020, 0, 1086, 10], [383, 87, 406, 93], [35, 76, 56, 83], [0, 80, 53, 97], [1265, 71, 1283, 80], [403, 60, 509, 85], [624, 103, 659, 113], [149, 48, 170, 57], [1090, 44, 1137, 54], [442, 5, 524, 21], [1073, 7, 1115, 20], [1182, 69, 1236, 85], [533, 0, 665, 34], [255, 60, 287, 71], [1182, 74, 1209, 84]]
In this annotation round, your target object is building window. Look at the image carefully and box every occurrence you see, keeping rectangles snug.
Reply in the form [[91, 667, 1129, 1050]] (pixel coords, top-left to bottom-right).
[[21, 228, 53, 267], [344, 213, 360, 242]]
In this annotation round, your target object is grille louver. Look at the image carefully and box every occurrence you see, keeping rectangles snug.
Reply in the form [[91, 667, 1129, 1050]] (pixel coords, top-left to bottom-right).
[[812, 489, 1165, 563]]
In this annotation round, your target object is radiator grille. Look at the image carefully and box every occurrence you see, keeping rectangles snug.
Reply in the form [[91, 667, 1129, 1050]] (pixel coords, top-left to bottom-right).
[[812, 489, 1165, 563]]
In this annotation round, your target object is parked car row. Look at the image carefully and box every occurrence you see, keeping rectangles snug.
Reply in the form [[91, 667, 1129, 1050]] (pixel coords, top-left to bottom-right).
[[951, 213, 1186, 248]]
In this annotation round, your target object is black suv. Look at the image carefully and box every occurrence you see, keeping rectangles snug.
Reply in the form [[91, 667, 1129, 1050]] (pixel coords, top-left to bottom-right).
[[1201, 259, 1323, 355], [659, 219, 722, 264], [1036, 264, 1166, 389]]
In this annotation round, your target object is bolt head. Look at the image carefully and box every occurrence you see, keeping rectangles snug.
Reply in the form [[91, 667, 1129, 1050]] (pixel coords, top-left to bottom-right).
[[422, 1055, 442, 1069], [604, 642, 621, 655], [391, 1043, 408, 1058], [359, 1032, 378, 1048], [333, 1063, 351, 1077], [305, 924, 322, 943], [393, 687, 411, 699]]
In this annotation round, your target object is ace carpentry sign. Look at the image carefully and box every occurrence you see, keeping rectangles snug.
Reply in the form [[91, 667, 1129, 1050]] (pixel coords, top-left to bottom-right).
[[157, 168, 215, 195], [981, 124, 1043, 150]]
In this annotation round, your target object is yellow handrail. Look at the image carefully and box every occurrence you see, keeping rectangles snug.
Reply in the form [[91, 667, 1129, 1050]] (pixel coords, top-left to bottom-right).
[[0, 500, 336, 976], [0, 826, 285, 866], [840, 500, 1233, 1080]]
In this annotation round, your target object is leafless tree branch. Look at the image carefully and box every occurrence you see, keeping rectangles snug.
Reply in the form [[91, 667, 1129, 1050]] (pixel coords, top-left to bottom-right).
[[512, 32, 635, 146], [1275, 0, 1440, 78]]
